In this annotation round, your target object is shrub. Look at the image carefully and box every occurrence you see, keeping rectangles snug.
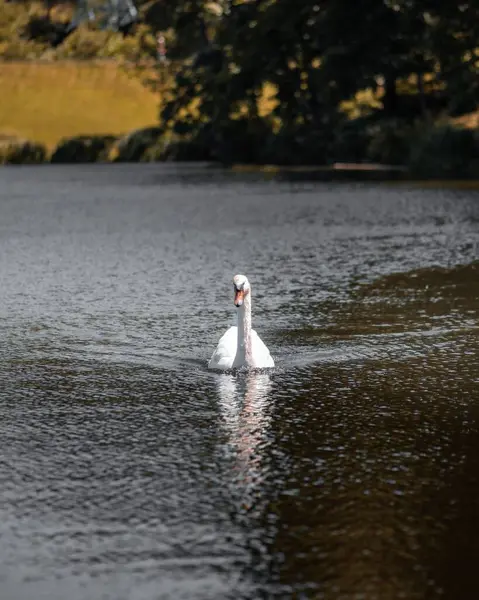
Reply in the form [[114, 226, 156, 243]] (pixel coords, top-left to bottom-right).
[[210, 117, 274, 164], [0, 138, 47, 164], [112, 24, 157, 62], [22, 16, 65, 46], [260, 122, 332, 166], [54, 27, 120, 59], [331, 118, 372, 163], [161, 138, 213, 162], [408, 124, 479, 178], [142, 140, 167, 161], [108, 127, 162, 162], [50, 135, 117, 163], [0, 0, 48, 58], [366, 119, 412, 165], [259, 128, 293, 166], [0, 37, 46, 59]]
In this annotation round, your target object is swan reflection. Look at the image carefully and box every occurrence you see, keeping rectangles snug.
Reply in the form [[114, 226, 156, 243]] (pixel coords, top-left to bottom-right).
[[216, 373, 273, 513]]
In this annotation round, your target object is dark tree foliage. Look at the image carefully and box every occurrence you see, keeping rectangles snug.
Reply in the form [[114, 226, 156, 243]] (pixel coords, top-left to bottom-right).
[[160, 0, 479, 161]]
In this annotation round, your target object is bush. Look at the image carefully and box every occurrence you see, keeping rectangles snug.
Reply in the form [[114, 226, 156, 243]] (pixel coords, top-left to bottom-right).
[[52, 23, 157, 61], [0, 37, 46, 59], [0, 0, 47, 58], [161, 138, 213, 162], [260, 122, 333, 166], [50, 135, 117, 163], [259, 128, 295, 166], [408, 124, 479, 178], [22, 16, 65, 46], [331, 118, 372, 163], [108, 127, 162, 162], [112, 24, 157, 62], [142, 140, 167, 161], [55, 27, 120, 59], [366, 119, 412, 165], [0, 138, 47, 164], [211, 117, 274, 164]]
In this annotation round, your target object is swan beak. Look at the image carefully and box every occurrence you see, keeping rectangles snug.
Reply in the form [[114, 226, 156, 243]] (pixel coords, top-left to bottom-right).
[[234, 289, 244, 307]]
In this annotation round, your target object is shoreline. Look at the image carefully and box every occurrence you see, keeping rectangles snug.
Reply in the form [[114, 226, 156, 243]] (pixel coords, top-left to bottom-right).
[[2, 159, 479, 188]]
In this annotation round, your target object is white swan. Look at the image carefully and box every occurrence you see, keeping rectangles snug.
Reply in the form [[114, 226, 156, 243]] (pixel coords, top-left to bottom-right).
[[208, 274, 274, 370]]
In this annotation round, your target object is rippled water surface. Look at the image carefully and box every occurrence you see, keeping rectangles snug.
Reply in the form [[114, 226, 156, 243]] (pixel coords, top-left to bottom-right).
[[1, 164, 479, 600]]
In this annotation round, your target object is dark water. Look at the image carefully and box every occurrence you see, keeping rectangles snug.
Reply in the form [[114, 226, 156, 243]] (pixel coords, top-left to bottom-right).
[[1, 164, 479, 600]]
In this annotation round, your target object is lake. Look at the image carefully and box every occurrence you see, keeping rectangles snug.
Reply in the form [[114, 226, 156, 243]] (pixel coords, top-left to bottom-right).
[[0, 164, 478, 600]]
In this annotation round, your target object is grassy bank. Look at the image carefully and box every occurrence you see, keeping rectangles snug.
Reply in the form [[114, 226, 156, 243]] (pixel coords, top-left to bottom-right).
[[0, 61, 159, 148]]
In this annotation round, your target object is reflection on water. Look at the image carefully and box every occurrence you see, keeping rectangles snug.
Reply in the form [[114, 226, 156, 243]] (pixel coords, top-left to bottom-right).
[[0, 164, 479, 600], [217, 373, 273, 515]]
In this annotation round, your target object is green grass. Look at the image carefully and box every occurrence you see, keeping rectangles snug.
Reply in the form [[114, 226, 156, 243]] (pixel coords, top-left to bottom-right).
[[0, 61, 160, 148]]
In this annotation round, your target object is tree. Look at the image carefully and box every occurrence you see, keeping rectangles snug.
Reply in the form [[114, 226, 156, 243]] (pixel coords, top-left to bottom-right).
[[158, 0, 479, 163]]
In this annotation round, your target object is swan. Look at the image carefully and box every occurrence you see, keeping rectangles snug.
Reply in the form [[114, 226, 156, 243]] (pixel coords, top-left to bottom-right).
[[208, 274, 275, 370]]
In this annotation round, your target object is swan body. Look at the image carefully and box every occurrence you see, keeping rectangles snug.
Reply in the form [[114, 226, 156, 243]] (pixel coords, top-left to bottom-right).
[[208, 274, 274, 370], [209, 325, 274, 370]]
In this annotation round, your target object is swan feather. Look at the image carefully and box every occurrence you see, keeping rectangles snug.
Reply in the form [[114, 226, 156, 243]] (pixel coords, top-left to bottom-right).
[[208, 326, 274, 370]]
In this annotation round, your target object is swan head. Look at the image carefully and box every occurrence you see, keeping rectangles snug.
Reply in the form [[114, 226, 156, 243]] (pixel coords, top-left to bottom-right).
[[233, 274, 250, 307]]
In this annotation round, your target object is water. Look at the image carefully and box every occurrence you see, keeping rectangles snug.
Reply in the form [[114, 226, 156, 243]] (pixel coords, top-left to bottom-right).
[[0, 164, 478, 600]]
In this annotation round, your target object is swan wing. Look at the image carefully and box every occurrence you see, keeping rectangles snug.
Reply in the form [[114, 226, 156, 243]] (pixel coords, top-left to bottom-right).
[[251, 330, 275, 368], [208, 326, 238, 370]]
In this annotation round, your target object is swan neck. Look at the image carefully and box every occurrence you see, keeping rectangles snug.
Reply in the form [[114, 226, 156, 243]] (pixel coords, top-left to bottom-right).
[[238, 292, 253, 366]]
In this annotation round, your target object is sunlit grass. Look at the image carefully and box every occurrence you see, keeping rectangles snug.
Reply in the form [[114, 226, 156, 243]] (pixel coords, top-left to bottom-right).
[[0, 61, 160, 148]]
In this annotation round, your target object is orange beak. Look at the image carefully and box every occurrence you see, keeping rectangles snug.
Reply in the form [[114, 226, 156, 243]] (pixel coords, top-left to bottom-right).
[[234, 289, 244, 307]]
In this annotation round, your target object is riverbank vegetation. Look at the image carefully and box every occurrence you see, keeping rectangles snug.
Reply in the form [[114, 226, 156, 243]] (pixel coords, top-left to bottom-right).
[[1, 0, 478, 176]]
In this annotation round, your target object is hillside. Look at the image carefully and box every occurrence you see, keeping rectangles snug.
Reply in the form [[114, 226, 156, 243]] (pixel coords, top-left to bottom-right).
[[0, 61, 159, 148]]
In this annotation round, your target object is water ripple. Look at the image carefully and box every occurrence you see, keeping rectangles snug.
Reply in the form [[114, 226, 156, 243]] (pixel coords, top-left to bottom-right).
[[1, 165, 479, 599]]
